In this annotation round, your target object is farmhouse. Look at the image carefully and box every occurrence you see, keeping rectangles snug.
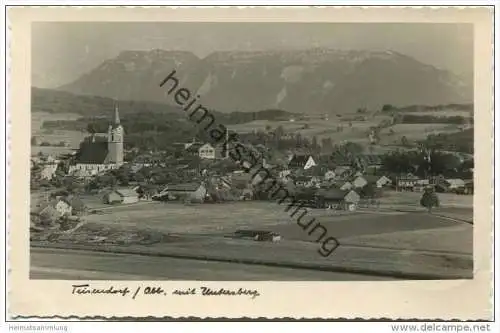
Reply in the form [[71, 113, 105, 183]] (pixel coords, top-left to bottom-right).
[[333, 180, 353, 191], [353, 175, 392, 188], [396, 174, 425, 191], [288, 154, 317, 170], [185, 142, 226, 160], [294, 176, 312, 188], [303, 165, 325, 177], [32, 198, 73, 219], [316, 188, 360, 211], [102, 188, 139, 204], [352, 175, 369, 189], [165, 182, 207, 202]]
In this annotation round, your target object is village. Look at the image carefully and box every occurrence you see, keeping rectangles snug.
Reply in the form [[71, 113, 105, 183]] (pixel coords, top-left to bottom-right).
[[29, 105, 474, 254]]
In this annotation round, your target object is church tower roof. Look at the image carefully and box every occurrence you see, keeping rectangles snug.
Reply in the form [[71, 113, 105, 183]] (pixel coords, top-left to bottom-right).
[[113, 104, 121, 127]]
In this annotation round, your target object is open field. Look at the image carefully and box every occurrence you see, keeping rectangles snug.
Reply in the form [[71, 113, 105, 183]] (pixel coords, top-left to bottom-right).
[[31, 192, 473, 279], [31, 248, 395, 280], [83, 201, 292, 234], [31, 212, 472, 280], [381, 190, 473, 210], [399, 110, 472, 117], [31, 109, 468, 157], [378, 123, 462, 145], [226, 114, 465, 151], [31, 111, 86, 155], [79, 193, 472, 238], [31, 111, 82, 131]]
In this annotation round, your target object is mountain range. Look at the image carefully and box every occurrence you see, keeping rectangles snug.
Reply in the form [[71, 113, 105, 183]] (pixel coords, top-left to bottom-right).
[[57, 48, 473, 114]]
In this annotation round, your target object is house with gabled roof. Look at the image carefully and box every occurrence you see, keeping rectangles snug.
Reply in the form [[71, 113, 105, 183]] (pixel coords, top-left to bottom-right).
[[32, 198, 73, 221], [161, 182, 207, 202], [352, 175, 392, 189], [102, 188, 139, 204], [315, 188, 360, 211], [288, 154, 317, 170], [334, 180, 353, 191]]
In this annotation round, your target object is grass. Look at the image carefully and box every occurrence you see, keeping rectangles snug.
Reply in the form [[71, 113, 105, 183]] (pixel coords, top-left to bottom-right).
[[31, 194, 474, 279], [79, 190, 473, 236], [399, 110, 472, 117], [226, 113, 466, 151], [83, 201, 292, 234], [31, 111, 86, 154]]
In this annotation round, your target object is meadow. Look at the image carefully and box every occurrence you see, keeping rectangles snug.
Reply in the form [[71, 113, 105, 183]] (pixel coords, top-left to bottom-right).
[[226, 112, 465, 152], [79, 189, 473, 237], [31, 111, 87, 155]]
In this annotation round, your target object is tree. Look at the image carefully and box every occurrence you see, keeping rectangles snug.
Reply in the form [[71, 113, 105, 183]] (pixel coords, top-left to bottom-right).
[[274, 125, 284, 139], [401, 136, 409, 147], [31, 136, 38, 146], [360, 183, 376, 199], [420, 188, 439, 212], [87, 123, 97, 134], [311, 136, 319, 151], [295, 133, 303, 148], [429, 152, 462, 176], [321, 137, 333, 151], [382, 104, 394, 112], [343, 141, 363, 155]]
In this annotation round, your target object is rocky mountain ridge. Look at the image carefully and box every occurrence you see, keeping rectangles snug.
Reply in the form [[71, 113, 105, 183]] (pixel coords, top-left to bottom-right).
[[58, 48, 473, 114]]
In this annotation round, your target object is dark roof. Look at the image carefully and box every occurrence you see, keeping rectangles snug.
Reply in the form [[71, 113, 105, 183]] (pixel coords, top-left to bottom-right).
[[361, 175, 382, 184], [303, 165, 325, 177], [185, 142, 205, 153], [288, 154, 310, 166], [333, 180, 351, 188], [115, 189, 138, 197], [316, 188, 349, 200], [167, 182, 203, 192], [75, 139, 109, 164]]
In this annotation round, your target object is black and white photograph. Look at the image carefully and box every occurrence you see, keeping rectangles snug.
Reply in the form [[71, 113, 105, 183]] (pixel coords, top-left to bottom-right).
[[28, 21, 477, 282]]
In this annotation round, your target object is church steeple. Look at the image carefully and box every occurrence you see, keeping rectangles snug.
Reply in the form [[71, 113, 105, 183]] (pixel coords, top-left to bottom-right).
[[113, 104, 121, 127], [107, 103, 124, 165]]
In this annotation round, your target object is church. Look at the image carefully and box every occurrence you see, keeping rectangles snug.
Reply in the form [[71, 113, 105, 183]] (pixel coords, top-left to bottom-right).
[[68, 106, 124, 177]]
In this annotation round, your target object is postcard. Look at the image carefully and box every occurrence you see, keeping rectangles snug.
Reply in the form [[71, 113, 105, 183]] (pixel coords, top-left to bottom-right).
[[6, 6, 493, 319]]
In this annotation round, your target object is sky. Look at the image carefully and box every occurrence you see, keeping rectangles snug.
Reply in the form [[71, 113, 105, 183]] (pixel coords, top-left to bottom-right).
[[32, 22, 473, 89]]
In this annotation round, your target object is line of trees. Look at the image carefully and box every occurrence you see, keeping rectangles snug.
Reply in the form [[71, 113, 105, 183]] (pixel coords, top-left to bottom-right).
[[381, 150, 472, 178], [396, 114, 472, 125]]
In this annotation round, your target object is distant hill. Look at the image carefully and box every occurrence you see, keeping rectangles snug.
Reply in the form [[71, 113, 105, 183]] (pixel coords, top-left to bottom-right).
[[31, 87, 181, 117], [57, 48, 473, 114], [31, 87, 297, 124]]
